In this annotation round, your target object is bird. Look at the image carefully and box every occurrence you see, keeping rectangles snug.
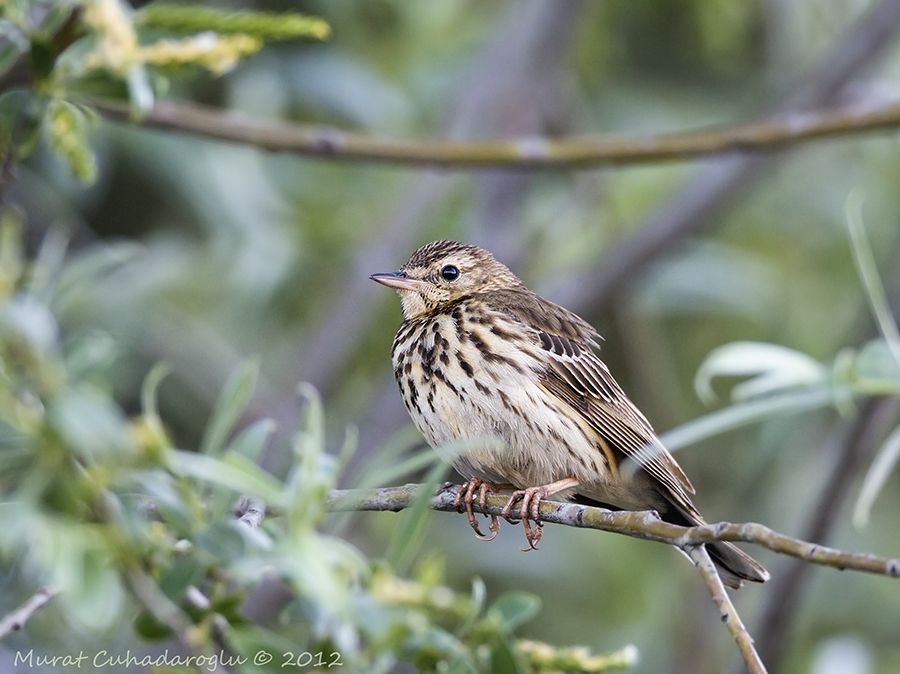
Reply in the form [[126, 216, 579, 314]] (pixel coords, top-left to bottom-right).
[[370, 240, 768, 589]]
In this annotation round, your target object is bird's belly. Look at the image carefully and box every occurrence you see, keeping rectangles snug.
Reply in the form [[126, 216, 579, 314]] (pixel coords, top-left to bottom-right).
[[392, 313, 614, 492], [405, 359, 610, 491]]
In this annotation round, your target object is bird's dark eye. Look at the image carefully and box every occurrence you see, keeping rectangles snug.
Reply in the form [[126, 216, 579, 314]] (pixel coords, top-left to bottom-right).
[[441, 265, 460, 281]]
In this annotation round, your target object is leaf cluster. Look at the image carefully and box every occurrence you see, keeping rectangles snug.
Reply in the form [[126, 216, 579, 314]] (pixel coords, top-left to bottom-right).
[[0, 0, 328, 183], [0, 214, 633, 673]]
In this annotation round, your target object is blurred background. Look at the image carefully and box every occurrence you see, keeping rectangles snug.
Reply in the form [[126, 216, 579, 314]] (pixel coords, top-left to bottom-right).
[[4, 1, 900, 673]]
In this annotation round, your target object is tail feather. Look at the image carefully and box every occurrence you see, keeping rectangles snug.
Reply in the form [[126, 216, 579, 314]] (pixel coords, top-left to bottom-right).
[[706, 540, 770, 589], [666, 501, 769, 589], [573, 492, 770, 589]]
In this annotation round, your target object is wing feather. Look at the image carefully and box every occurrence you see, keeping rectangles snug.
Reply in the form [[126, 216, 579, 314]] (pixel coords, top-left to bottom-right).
[[537, 334, 695, 497], [480, 289, 695, 499]]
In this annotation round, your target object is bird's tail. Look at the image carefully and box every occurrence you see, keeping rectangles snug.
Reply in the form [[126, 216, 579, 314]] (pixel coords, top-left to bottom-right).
[[668, 504, 769, 589], [573, 493, 769, 589], [704, 538, 769, 589]]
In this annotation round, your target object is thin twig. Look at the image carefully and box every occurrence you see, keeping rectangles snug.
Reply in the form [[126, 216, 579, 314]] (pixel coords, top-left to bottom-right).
[[91, 97, 900, 170], [326, 484, 900, 578], [0, 587, 59, 640], [234, 495, 265, 528], [561, 0, 900, 311], [689, 546, 767, 674]]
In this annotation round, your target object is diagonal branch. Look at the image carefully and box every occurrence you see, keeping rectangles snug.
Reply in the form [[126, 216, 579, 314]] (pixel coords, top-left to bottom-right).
[[690, 546, 766, 674], [91, 97, 900, 170], [327, 484, 900, 578], [0, 587, 59, 640]]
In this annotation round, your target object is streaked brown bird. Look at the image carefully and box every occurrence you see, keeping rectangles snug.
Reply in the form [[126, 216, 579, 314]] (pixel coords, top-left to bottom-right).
[[371, 240, 768, 588]]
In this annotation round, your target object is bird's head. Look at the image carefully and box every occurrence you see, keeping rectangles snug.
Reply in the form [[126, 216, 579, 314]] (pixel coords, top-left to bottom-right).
[[370, 240, 523, 319]]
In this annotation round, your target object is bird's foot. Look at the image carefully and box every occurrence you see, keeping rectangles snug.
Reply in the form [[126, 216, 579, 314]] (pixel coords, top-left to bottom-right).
[[453, 479, 513, 541], [500, 477, 580, 551]]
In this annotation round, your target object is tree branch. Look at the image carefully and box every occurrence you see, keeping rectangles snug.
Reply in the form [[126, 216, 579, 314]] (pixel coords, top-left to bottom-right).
[[333, 482, 900, 673], [752, 396, 900, 668], [327, 484, 900, 578], [90, 97, 900, 169], [0, 587, 59, 640], [689, 546, 766, 674]]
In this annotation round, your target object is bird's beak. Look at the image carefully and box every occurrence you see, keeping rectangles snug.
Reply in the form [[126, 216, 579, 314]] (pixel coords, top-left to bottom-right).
[[369, 271, 427, 291]]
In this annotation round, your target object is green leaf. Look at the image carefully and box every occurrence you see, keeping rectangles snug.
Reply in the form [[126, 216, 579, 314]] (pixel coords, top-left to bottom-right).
[[853, 424, 900, 528], [58, 544, 126, 631], [129, 470, 193, 535], [52, 241, 142, 312], [385, 461, 448, 574], [158, 556, 203, 601], [0, 20, 29, 77], [29, 1, 80, 41], [364, 447, 441, 488], [25, 225, 70, 301], [196, 521, 248, 566], [168, 449, 284, 508], [661, 386, 835, 453], [489, 592, 541, 632], [0, 89, 44, 160], [226, 418, 276, 463], [199, 359, 259, 456], [43, 99, 97, 183], [228, 626, 316, 674], [457, 577, 486, 637], [49, 386, 133, 462], [134, 610, 173, 641], [207, 418, 276, 520], [694, 341, 824, 405], [64, 330, 119, 380], [408, 627, 469, 660], [136, 5, 331, 41], [445, 656, 479, 674], [845, 190, 900, 368], [141, 362, 171, 423], [852, 340, 900, 392], [490, 634, 531, 674]]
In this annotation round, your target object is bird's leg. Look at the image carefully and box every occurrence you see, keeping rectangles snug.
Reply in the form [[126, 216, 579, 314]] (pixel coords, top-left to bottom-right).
[[500, 477, 580, 551], [453, 479, 513, 541]]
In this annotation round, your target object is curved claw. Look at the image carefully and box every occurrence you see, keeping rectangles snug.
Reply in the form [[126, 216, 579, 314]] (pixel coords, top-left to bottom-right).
[[455, 479, 506, 542], [500, 490, 525, 525], [475, 515, 500, 542], [501, 482, 570, 551]]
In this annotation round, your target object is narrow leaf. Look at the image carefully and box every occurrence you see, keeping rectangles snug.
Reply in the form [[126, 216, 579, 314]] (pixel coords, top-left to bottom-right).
[[200, 359, 259, 456], [694, 341, 824, 405], [853, 425, 900, 528], [846, 190, 900, 367], [169, 449, 283, 507], [385, 461, 448, 574], [661, 386, 836, 453]]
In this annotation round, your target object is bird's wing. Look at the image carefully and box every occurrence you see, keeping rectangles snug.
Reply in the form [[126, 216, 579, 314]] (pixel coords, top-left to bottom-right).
[[479, 289, 694, 498], [535, 328, 696, 498]]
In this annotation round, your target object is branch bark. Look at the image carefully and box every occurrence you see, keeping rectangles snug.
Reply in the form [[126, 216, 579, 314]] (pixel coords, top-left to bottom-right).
[[751, 396, 900, 668], [91, 97, 900, 170], [327, 484, 900, 578], [560, 0, 900, 312], [331, 482, 900, 673], [690, 546, 766, 674], [0, 587, 59, 640]]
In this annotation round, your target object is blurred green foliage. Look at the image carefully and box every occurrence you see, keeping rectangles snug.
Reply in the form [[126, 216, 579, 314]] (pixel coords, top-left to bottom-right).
[[2, 1, 900, 673], [1, 0, 326, 180], [0, 215, 635, 672]]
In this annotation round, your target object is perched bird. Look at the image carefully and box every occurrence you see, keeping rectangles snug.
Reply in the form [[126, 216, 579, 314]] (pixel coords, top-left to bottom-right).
[[371, 240, 768, 588]]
